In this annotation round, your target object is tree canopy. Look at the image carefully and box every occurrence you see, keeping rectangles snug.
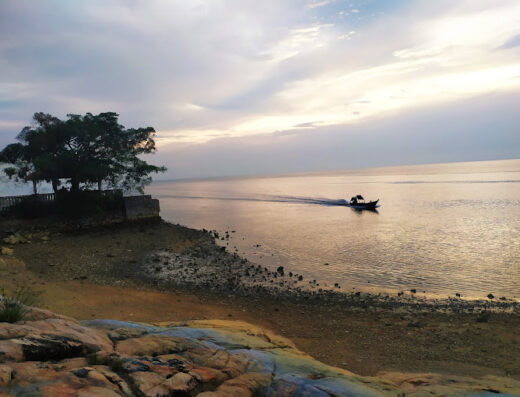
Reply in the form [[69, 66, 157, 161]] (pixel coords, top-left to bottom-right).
[[0, 112, 166, 194]]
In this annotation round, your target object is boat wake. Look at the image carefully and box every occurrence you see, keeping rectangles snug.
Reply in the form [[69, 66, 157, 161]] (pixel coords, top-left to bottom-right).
[[156, 193, 351, 207]]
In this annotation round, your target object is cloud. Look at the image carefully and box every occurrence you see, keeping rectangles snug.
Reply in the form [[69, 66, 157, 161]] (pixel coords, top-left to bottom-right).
[[152, 90, 520, 179], [0, 0, 519, 176], [305, 0, 334, 10]]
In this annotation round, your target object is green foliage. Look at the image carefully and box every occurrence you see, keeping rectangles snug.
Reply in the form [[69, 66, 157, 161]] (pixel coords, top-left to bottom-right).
[[0, 112, 166, 193], [0, 287, 40, 323]]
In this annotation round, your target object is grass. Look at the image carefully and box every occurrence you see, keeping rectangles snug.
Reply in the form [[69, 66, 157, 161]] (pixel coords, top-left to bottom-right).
[[0, 287, 40, 323]]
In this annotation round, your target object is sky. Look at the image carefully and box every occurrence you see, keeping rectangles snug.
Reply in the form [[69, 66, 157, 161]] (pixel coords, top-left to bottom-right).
[[1, 0, 519, 179]]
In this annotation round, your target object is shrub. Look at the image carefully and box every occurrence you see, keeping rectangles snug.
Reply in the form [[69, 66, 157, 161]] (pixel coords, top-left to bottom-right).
[[0, 287, 40, 323]]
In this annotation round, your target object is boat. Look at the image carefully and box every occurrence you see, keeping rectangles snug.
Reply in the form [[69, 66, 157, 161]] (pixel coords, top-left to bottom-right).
[[348, 195, 379, 210]]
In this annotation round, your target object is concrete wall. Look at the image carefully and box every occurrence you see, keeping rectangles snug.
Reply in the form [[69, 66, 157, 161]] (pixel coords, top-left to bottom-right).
[[123, 195, 160, 220]]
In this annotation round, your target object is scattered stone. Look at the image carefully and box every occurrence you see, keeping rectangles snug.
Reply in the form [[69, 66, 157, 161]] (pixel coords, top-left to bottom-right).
[[1, 247, 13, 256], [276, 266, 284, 276], [487, 294, 494, 300], [410, 289, 417, 294], [2, 234, 28, 245]]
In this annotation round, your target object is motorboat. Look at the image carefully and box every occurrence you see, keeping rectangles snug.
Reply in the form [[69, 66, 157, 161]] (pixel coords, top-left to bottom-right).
[[349, 195, 379, 210]]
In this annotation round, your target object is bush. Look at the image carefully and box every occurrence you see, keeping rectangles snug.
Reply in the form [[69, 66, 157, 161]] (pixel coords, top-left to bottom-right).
[[0, 287, 40, 323]]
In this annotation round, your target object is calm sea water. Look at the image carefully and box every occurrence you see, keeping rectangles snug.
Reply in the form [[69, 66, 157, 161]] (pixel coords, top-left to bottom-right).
[[151, 159, 519, 299]]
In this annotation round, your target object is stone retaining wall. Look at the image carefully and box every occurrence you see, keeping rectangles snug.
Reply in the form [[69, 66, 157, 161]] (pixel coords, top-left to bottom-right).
[[123, 195, 160, 220]]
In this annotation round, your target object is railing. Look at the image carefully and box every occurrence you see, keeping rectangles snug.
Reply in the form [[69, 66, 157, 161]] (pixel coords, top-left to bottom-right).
[[0, 193, 55, 212], [0, 189, 123, 212]]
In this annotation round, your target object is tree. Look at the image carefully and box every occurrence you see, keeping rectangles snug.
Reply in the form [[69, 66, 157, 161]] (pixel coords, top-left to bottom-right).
[[0, 142, 42, 194], [0, 112, 166, 194]]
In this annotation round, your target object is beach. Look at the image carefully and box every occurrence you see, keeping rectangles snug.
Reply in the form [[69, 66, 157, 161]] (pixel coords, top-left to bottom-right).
[[1, 217, 519, 381]]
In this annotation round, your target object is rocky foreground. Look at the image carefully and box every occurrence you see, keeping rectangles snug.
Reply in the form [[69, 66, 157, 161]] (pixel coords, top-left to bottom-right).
[[0, 305, 519, 397]]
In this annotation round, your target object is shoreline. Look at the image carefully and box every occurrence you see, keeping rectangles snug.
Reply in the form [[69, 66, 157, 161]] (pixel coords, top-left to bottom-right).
[[3, 216, 519, 312], [1, 216, 519, 380]]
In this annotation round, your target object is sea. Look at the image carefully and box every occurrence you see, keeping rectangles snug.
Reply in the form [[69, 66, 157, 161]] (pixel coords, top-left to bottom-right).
[[148, 159, 520, 300]]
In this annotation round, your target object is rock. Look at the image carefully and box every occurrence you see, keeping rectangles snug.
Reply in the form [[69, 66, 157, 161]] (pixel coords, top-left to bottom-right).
[[20, 335, 86, 361], [1, 305, 519, 396], [198, 372, 271, 397], [410, 289, 417, 294], [276, 266, 284, 276], [2, 234, 27, 245], [164, 372, 198, 393], [0, 364, 13, 386], [0, 247, 13, 256], [487, 294, 495, 299], [116, 334, 195, 357]]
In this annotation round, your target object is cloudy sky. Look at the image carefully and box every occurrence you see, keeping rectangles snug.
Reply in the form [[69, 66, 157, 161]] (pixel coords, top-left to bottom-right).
[[1, 0, 519, 179]]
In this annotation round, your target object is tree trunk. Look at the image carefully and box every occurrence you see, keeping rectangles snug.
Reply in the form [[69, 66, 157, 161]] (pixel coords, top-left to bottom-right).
[[32, 180, 38, 195], [70, 178, 80, 193], [98, 180, 102, 191], [52, 179, 58, 193]]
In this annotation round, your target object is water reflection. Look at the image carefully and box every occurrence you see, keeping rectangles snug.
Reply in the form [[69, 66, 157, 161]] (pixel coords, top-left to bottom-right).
[[149, 159, 520, 299]]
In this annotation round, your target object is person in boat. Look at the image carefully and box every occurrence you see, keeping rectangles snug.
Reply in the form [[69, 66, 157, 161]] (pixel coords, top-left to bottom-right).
[[350, 195, 364, 205]]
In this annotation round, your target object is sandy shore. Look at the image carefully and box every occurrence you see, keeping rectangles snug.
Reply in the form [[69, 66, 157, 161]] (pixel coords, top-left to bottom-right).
[[1, 217, 519, 380]]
